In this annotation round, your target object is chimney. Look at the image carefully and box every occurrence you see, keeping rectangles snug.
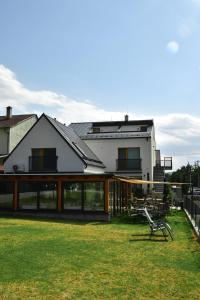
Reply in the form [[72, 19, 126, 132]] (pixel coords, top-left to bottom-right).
[[6, 106, 12, 119], [124, 114, 129, 122]]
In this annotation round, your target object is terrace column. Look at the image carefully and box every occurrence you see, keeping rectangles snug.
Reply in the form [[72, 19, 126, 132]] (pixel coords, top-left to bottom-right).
[[57, 179, 62, 212], [13, 180, 18, 210], [105, 179, 109, 214]]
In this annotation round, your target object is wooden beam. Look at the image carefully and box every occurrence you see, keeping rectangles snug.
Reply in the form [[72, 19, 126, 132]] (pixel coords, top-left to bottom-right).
[[13, 180, 18, 210], [57, 179, 62, 212], [105, 180, 109, 214], [0, 174, 112, 182]]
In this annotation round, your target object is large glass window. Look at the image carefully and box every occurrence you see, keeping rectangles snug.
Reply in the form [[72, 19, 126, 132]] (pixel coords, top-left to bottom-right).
[[63, 182, 82, 210], [19, 182, 57, 210], [39, 182, 57, 209], [84, 182, 104, 211], [0, 182, 13, 209], [19, 182, 38, 209]]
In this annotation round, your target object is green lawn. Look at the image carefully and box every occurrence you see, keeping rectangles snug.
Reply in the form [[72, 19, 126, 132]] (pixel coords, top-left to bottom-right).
[[0, 211, 199, 300]]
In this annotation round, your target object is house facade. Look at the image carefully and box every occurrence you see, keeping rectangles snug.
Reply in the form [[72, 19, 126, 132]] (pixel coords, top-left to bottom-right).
[[4, 114, 105, 174], [1, 114, 110, 220], [70, 116, 172, 192], [0, 106, 37, 161], [0, 112, 172, 220]]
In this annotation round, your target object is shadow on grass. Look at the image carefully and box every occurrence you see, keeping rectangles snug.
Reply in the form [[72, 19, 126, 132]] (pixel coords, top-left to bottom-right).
[[129, 232, 170, 242], [0, 211, 148, 227], [0, 213, 94, 226], [129, 238, 168, 242]]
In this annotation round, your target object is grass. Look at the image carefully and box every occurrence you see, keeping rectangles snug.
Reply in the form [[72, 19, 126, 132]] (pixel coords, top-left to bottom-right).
[[0, 211, 199, 300]]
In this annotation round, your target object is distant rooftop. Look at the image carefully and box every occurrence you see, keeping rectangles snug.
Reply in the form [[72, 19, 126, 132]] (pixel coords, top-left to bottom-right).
[[69, 115, 154, 140], [0, 106, 37, 128]]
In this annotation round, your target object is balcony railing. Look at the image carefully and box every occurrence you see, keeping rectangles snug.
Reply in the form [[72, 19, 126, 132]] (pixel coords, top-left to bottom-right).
[[156, 157, 172, 170], [116, 159, 142, 171], [29, 156, 58, 172]]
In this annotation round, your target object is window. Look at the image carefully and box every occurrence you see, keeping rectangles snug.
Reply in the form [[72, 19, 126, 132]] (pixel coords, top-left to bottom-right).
[[18, 182, 57, 210], [30, 148, 57, 172], [84, 182, 104, 211], [62, 181, 105, 211], [39, 182, 57, 209], [92, 127, 100, 133], [63, 182, 82, 210], [140, 126, 147, 132], [118, 148, 141, 170], [0, 182, 13, 209], [19, 182, 38, 209], [118, 148, 140, 159]]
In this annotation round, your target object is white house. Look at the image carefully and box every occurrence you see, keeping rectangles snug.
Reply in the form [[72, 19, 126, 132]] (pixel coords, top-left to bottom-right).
[[2, 114, 109, 219], [70, 115, 172, 192], [70, 116, 156, 179], [4, 114, 105, 174], [0, 113, 172, 219]]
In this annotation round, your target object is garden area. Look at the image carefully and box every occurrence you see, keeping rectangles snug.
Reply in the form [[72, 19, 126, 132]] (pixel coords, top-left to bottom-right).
[[0, 211, 199, 299]]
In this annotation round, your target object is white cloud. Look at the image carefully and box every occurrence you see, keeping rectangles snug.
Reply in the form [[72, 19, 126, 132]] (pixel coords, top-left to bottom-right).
[[0, 64, 200, 171], [0, 64, 128, 123], [166, 41, 180, 54]]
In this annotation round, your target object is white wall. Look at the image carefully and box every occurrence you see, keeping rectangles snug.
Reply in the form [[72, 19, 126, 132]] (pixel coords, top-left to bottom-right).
[[9, 116, 37, 152], [84, 137, 153, 180], [4, 116, 86, 173], [0, 128, 9, 155]]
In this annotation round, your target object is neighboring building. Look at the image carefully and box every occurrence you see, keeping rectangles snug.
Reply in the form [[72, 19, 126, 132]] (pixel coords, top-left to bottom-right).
[[70, 115, 172, 192], [0, 106, 37, 161]]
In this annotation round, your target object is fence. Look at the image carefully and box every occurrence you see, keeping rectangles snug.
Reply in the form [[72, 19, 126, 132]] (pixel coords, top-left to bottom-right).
[[184, 195, 200, 237]]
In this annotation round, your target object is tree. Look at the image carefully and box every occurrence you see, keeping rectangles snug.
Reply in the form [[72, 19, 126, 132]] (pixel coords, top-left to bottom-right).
[[167, 162, 199, 194]]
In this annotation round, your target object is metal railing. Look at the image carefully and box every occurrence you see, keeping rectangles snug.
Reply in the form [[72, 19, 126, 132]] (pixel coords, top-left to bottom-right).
[[29, 156, 58, 172], [156, 157, 172, 170], [116, 159, 142, 171], [184, 195, 200, 237]]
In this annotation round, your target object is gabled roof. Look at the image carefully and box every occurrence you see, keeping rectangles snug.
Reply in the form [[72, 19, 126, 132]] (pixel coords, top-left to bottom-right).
[[42, 115, 105, 169], [0, 114, 37, 128], [4, 114, 105, 169]]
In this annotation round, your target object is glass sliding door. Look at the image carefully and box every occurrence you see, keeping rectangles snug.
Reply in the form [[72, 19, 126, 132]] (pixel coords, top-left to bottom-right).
[[18, 181, 57, 210], [30, 148, 57, 172], [63, 182, 82, 210], [118, 148, 141, 170], [39, 182, 57, 209], [19, 182, 38, 209], [0, 182, 13, 209], [127, 148, 140, 159], [84, 182, 104, 211]]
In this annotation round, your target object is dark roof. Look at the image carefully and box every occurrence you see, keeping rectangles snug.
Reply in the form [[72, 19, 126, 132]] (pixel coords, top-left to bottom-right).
[[45, 115, 105, 168], [92, 120, 154, 127], [69, 119, 153, 139], [0, 114, 37, 128]]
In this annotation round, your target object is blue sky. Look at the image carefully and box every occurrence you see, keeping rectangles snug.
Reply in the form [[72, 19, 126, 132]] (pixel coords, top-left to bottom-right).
[[0, 0, 200, 169]]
